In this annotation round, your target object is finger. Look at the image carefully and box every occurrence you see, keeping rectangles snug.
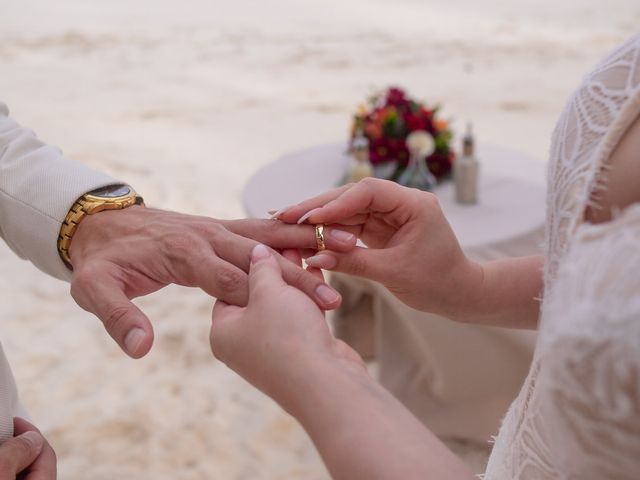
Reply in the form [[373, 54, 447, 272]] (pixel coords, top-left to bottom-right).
[[0, 430, 44, 475], [248, 244, 288, 301], [13, 417, 57, 480], [296, 179, 413, 226], [70, 271, 154, 359], [306, 265, 325, 282], [178, 249, 249, 306], [209, 299, 243, 361], [13, 419, 57, 480], [277, 254, 341, 309], [274, 183, 354, 222], [211, 299, 242, 327], [304, 247, 389, 283], [209, 231, 342, 309], [21, 441, 57, 480], [221, 219, 358, 253], [281, 248, 302, 266]]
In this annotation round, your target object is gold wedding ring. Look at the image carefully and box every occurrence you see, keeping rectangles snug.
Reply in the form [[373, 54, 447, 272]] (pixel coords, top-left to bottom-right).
[[314, 224, 327, 251]]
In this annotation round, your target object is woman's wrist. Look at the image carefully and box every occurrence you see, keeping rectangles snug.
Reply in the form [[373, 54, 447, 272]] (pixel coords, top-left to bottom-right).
[[431, 257, 486, 322]]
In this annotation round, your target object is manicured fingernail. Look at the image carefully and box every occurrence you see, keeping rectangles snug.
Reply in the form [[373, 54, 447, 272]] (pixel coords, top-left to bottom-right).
[[315, 284, 340, 305], [124, 328, 146, 355], [329, 229, 355, 243], [297, 208, 322, 224], [306, 254, 337, 269], [21, 431, 44, 450], [269, 205, 293, 219], [252, 244, 271, 263]]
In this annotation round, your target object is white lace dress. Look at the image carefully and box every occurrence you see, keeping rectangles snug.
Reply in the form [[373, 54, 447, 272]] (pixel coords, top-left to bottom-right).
[[483, 34, 640, 479]]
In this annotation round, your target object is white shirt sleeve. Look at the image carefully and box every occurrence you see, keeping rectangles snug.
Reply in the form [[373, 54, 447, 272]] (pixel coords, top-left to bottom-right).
[[0, 101, 120, 281]]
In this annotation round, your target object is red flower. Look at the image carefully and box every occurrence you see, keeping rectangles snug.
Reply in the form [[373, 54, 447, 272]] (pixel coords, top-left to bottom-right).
[[385, 87, 409, 108], [350, 87, 454, 179]]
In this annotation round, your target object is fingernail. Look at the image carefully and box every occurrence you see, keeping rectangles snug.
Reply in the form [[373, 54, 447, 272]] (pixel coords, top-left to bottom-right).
[[329, 229, 355, 243], [306, 254, 337, 269], [21, 431, 44, 450], [297, 208, 322, 224], [269, 205, 292, 219], [252, 244, 271, 263], [124, 328, 146, 355], [315, 284, 340, 305]]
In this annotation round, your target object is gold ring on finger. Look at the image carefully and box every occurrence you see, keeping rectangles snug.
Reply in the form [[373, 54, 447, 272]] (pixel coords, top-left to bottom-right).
[[314, 224, 326, 251]]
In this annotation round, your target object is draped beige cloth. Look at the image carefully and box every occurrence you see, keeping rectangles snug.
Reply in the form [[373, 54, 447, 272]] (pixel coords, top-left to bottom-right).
[[331, 197, 543, 444]]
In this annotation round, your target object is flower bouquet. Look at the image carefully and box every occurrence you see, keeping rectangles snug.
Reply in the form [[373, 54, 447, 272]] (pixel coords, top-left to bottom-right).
[[349, 87, 454, 187]]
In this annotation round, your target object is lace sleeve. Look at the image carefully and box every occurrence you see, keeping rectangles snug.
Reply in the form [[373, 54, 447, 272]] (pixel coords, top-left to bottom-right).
[[536, 206, 640, 479]]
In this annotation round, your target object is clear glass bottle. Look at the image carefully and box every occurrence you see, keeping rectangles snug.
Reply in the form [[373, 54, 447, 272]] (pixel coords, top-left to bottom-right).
[[454, 123, 479, 204], [348, 131, 374, 182], [398, 130, 437, 191]]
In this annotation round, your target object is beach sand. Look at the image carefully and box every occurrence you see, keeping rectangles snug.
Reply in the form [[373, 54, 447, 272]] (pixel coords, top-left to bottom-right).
[[0, 1, 638, 478]]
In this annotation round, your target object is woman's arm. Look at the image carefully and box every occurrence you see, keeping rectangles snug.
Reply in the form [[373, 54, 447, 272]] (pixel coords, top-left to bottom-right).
[[277, 179, 543, 329], [458, 255, 543, 328], [290, 355, 476, 480]]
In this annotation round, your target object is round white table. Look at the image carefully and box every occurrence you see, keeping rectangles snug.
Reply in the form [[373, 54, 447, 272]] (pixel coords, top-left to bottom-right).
[[243, 142, 546, 444]]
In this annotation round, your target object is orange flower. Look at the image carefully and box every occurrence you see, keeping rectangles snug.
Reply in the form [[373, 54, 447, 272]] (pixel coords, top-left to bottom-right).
[[434, 118, 448, 132]]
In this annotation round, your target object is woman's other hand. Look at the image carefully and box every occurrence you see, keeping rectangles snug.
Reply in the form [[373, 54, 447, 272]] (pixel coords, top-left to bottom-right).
[[209, 244, 365, 414], [276, 178, 483, 318]]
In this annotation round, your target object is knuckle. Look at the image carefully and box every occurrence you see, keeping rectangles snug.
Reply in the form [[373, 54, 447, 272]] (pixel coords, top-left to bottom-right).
[[203, 221, 227, 239], [421, 190, 440, 208], [163, 232, 194, 256], [285, 264, 313, 290], [359, 177, 378, 188], [215, 267, 246, 295], [346, 255, 367, 277], [103, 304, 132, 335]]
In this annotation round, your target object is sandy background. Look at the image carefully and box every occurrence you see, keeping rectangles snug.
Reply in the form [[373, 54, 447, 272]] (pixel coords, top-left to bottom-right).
[[0, 1, 638, 478]]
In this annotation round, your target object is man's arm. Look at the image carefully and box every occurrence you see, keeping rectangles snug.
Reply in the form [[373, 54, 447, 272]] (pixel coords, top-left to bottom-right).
[[0, 101, 356, 357], [0, 101, 119, 280]]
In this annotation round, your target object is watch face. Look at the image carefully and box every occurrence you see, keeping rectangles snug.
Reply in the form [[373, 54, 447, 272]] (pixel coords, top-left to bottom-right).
[[89, 184, 131, 198]]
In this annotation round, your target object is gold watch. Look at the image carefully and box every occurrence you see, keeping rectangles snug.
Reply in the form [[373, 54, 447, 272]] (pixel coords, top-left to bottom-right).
[[57, 184, 145, 269]]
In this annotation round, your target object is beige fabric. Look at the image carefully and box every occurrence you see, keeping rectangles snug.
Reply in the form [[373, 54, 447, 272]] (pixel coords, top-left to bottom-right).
[[484, 33, 640, 479], [0, 101, 117, 442]]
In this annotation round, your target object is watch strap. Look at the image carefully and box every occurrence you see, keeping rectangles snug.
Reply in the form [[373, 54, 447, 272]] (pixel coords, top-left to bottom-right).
[[57, 188, 144, 269]]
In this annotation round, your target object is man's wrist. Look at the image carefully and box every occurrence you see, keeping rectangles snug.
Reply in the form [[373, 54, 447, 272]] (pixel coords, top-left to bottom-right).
[[57, 184, 144, 269]]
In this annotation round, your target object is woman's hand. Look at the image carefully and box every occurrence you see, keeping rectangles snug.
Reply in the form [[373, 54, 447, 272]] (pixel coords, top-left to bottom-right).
[[209, 245, 475, 480], [0, 418, 56, 480], [276, 178, 483, 318], [209, 244, 365, 414]]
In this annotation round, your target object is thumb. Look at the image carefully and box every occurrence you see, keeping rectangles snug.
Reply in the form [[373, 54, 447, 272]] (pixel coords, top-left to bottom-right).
[[305, 247, 388, 283], [0, 430, 44, 474], [71, 270, 154, 359], [209, 299, 244, 361], [248, 244, 286, 300]]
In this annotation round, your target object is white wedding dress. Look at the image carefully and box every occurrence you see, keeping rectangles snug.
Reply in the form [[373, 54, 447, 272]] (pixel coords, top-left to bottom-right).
[[483, 33, 640, 479]]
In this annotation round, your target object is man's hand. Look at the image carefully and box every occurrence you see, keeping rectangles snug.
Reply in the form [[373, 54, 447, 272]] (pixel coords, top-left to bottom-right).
[[0, 418, 56, 480], [69, 206, 356, 358]]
